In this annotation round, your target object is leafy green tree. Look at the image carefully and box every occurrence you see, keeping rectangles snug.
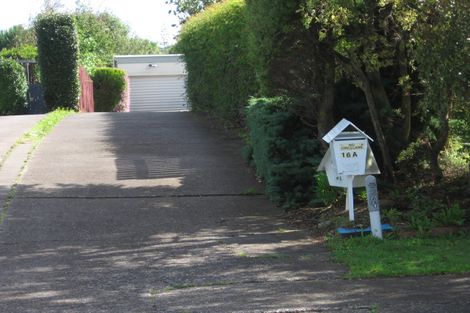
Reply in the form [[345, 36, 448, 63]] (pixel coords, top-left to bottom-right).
[[300, 0, 415, 180], [404, 0, 470, 181], [74, 9, 129, 71], [300, 0, 470, 182], [166, 0, 221, 22], [0, 45, 37, 60], [119, 37, 161, 56], [0, 25, 35, 51], [73, 6, 160, 72]]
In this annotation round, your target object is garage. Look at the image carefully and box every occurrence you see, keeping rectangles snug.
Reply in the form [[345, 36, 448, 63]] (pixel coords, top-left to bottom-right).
[[114, 54, 188, 112]]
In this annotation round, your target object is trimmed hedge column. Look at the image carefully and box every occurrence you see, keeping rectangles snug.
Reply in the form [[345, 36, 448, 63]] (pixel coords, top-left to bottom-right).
[[92, 68, 127, 112], [0, 58, 28, 115], [35, 13, 79, 111]]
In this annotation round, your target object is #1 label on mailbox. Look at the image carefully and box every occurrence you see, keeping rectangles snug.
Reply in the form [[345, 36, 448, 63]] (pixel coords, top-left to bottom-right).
[[332, 139, 368, 175]]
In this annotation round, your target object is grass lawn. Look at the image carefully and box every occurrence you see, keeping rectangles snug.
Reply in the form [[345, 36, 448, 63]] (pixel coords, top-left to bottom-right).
[[327, 235, 470, 278]]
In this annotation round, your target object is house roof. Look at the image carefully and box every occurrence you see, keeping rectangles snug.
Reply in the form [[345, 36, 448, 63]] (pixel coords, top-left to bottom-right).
[[322, 118, 373, 143]]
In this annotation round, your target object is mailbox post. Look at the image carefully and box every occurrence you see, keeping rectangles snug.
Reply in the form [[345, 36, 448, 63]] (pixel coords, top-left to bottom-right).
[[365, 175, 383, 239], [318, 119, 380, 221]]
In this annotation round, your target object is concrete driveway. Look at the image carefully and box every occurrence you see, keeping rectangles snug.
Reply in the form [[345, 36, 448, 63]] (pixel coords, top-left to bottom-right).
[[0, 114, 43, 159], [0, 114, 44, 213], [0, 112, 469, 312]]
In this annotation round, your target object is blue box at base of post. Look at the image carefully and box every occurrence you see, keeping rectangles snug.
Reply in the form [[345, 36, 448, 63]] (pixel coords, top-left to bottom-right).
[[337, 224, 393, 238]]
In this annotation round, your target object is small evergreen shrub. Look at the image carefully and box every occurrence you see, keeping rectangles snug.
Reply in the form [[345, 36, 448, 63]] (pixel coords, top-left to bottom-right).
[[92, 68, 127, 112], [0, 58, 28, 115], [246, 97, 322, 209], [433, 204, 466, 227], [35, 13, 79, 111]]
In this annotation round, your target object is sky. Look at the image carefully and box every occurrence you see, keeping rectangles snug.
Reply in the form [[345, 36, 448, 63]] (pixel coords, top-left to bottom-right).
[[0, 0, 181, 46]]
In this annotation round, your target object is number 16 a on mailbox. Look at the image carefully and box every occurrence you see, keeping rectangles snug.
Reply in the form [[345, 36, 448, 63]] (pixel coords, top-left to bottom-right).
[[332, 137, 368, 176]]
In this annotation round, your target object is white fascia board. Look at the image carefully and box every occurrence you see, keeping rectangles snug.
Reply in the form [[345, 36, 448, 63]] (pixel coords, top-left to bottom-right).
[[114, 54, 185, 65]]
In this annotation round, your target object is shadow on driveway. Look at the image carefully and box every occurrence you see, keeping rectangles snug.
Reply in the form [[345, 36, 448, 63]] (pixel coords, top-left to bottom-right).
[[0, 112, 469, 312]]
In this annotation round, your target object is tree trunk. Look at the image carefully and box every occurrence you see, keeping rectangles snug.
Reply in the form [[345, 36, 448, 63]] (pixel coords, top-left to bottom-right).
[[366, 70, 394, 133], [349, 56, 396, 181], [317, 58, 335, 139], [430, 94, 451, 183], [397, 38, 411, 143], [362, 78, 396, 181]]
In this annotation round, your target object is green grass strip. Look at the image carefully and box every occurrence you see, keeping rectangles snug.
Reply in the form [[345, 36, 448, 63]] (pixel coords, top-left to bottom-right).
[[0, 108, 75, 224], [327, 235, 470, 278], [18, 108, 75, 144]]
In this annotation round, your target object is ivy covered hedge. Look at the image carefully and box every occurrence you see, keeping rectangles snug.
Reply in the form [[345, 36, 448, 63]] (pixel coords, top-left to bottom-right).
[[35, 13, 79, 111], [0, 58, 28, 115], [92, 68, 127, 112], [174, 0, 256, 125], [245, 97, 322, 209]]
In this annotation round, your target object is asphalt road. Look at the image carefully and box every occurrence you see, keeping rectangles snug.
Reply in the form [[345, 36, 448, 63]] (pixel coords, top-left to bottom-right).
[[0, 112, 469, 313]]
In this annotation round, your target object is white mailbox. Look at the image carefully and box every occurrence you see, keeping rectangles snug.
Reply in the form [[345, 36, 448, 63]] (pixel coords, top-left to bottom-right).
[[317, 146, 379, 188], [317, 119, 380, 221], [332, 132, 368, 175]]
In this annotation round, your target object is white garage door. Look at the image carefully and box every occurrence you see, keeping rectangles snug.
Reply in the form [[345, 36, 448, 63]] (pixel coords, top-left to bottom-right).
[[129, 75, 188, 112]]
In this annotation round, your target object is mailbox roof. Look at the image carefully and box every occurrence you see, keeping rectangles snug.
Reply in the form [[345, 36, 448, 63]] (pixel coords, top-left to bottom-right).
[[322, 118, 373, 143]]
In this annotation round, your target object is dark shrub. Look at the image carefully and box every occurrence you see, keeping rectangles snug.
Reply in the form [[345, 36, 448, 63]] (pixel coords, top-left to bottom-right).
[[246, 97, 322, 209], [0, 58, 27, 115], [35, 13, 79, 111], [245, 0, 315, 96], [92, 68, 127, 112]]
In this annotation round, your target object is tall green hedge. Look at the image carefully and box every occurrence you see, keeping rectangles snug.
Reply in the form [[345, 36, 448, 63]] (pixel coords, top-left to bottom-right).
[[245, 97, 322, 208], [35, 14, 79, 111], [92, 68, 127, 112], [0, 58, 28, 115], [174, 0, 256, 125]]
